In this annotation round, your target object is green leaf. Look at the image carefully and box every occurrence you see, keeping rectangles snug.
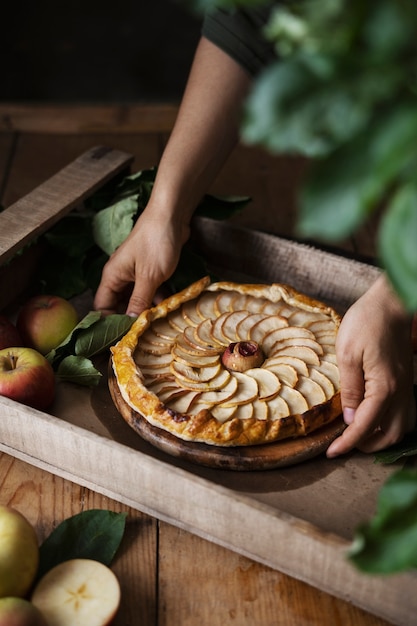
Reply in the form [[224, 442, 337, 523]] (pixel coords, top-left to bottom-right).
[[92, 196, 139, 255], [297, 105, 417, 241], [56, 355, 102, 386], [46, 311, 102, 367], [374, 429, 417, 465], [37, 509, 127, 580], [349, 468, 417, 573], [379, 183, 417, 312], [74, 314, 134, 358]]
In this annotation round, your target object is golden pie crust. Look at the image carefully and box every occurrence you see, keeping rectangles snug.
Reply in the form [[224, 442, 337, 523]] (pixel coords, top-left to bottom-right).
[[110, 277, 342, 447]]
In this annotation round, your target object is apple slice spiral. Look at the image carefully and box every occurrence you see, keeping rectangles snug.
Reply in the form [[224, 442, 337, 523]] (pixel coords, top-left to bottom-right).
[[113, 278, 342, 446]]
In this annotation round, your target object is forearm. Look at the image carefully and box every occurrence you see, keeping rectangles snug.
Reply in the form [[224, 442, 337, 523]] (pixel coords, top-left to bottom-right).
[[147, 36, 252, 226]]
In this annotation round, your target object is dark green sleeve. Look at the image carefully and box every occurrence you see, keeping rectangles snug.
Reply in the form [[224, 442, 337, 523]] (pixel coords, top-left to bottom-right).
[[202, 4, 277, 76]]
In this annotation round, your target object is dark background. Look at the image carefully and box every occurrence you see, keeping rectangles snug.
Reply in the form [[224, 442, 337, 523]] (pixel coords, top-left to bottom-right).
[[1, 0, 202, 102]]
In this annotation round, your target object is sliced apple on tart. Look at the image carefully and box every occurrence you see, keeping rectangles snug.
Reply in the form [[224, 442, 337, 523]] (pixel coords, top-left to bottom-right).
[[110, 277, 342, 447]]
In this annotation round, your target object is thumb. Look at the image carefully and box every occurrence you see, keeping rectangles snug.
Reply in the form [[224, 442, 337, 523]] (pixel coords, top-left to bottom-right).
[[126, 282, 155, 317], [336, 352, 365, 425]]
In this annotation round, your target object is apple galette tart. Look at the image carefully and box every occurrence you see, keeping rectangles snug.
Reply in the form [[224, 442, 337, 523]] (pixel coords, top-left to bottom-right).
[[110, 277, 342, 447]]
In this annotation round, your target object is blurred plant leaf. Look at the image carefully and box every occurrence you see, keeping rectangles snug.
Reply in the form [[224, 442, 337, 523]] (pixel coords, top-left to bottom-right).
[[349, 468, 417, 573], [296, 104, 417, 242], [379, 183, 417, 312], [374, 428, 417, 465]]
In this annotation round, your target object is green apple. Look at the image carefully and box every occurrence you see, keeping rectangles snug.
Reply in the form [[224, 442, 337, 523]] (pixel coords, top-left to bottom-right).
[[17, 295, 78, 355], [0, 597, 48, 626], [0, 347, 55, 410], [0, 506, 39, 598], [32, 559, 121, 626], [0, 315, 23, 350]]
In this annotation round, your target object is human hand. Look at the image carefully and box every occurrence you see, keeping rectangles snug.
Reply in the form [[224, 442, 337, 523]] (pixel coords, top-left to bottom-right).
[[93, 207, 190, 317], [326, 276, 416, 458]]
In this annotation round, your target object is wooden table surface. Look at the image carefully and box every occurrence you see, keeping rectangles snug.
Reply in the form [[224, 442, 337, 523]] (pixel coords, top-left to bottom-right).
[[0, 104, 392, 626]]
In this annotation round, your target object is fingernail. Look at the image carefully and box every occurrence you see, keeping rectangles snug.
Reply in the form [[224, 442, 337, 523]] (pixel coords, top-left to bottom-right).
[[326, 442, 339, 459], [343, 407, 356, 425]]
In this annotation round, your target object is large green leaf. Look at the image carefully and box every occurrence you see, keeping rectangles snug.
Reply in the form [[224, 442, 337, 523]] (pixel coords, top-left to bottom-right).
[[349, 468, 417, 573], [56, 354, 102, 386], [92, 196, 139, 256], [379, 183, 417, 312], [74, 314, 134, 357], [37, 510, 127, 581], [297, 105, 417, 241]]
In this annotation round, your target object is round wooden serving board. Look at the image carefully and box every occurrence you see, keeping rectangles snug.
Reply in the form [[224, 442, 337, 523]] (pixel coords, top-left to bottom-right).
[[108, 363, 345, 471]]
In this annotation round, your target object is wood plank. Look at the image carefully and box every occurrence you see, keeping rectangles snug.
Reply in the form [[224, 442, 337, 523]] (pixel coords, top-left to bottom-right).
[[1, 133, 161, 207], [0, 145, 134, 264], [0, 104, 179, 134], [0, 133, 15, 202], [0, 453, 157, 626], [159, 524, 393, 626], [0, 395, 413, 626]]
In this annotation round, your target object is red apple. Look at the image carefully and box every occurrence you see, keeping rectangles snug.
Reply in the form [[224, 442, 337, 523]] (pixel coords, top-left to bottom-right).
[[0, 315, 23, 350], [17, 295, 78, 356], [221, 341, 265, 372], [0, 597, 48, 626], [0, 347, 55, 410]]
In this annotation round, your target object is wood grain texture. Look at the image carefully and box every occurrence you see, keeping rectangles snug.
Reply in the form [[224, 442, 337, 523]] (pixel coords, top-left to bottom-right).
[[0, 105, 398, 626], [0, 145, 133, 264]]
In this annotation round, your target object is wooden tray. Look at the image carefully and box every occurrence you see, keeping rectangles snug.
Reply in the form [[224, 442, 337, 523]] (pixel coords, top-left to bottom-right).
[[1, 148, 416, 626], [108, 362, 346, 470]]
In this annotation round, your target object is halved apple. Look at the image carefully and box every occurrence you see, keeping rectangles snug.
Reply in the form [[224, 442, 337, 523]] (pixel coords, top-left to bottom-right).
[[31, 559, 120, 626]]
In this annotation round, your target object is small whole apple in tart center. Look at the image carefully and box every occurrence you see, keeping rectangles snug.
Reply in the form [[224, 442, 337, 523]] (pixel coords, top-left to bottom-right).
[[221, 341, 265, 372]]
